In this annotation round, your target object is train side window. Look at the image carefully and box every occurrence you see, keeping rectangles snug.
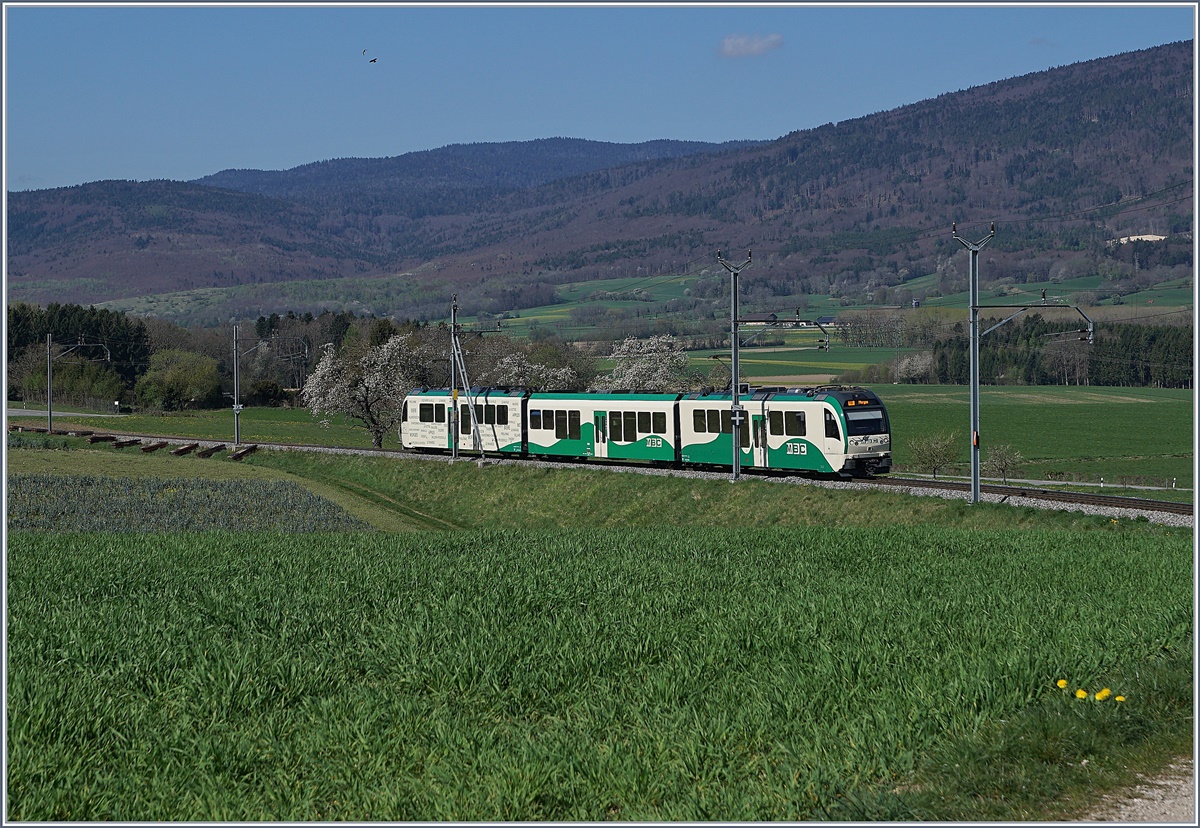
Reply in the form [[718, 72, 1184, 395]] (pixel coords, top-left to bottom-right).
[[610, 411, 623, 441], [484, 404, 496, 425], [497, 405, 508, 426], [693, 410, 707, 433], [769, 410, 783, 435], [624, 412, 638, 442], [786, 411, 805, 437], [420, 403, 434, 423], [568, 410, 581, 441], [652, 411, 666, 434], [637, 412, 651, 434], [461, 404, 471, 434], [543, 410, 555, 429], [707, 409, 721, 433], [402, 402, 409, 422], [824, 410, 840, 439], [556, 410, 568, 439], [435, 403, 445, 423], [530, 410, 542, 430], [720, 410, 732, 434]]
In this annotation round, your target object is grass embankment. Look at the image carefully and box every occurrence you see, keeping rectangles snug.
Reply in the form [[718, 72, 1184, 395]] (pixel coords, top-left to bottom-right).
[[4, 436, 1179, 534], [5, 439, 1194, 820]]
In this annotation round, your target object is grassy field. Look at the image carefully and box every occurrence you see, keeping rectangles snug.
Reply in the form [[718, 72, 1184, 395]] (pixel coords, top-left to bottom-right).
[[688, 343, 912, 382], [3, 438, 1160, 535], [9, 405, 403, 451], [883, 385, 1193, 489], [473, 270, 1192, 339], [5, 444, 1193, 820]]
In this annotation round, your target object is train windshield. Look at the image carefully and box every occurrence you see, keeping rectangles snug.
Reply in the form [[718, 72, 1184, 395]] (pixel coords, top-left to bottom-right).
[[845, 409, 887, 436]]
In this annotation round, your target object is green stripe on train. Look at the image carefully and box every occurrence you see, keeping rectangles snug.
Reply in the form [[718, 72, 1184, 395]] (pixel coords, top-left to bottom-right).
[[765, 440, 836, 473]]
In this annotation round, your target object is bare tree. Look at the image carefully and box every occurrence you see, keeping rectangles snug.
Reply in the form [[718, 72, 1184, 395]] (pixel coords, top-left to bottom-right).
[[983, 444, 1025, 485], [908, 431, 960, 479]]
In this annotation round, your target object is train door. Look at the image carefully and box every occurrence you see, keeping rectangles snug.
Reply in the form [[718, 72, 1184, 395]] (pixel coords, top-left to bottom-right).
[[823, 407, 845, 461], [592, 410, 608, 458], [749, 402, 768, 468]]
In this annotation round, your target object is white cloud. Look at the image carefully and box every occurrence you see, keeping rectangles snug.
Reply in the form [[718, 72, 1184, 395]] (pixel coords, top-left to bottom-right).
[[719, 33, 783, 58]]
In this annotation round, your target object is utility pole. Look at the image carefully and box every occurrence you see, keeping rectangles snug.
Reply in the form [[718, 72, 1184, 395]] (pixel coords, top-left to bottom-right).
[[46, 334, 52, 434], [717, 249, 752, 481], [233, 325, 243, 446], [231, 324, 271, 446], [446, 295, 499, 460], [450, 295, 460, 461], [953, 221, 994, 504]]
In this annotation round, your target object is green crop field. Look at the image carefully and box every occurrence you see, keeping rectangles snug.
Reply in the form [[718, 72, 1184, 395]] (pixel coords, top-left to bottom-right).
[[7, 474, 372, 533], [7, 520, 1192, 821], [6, 433, 1193, 820]]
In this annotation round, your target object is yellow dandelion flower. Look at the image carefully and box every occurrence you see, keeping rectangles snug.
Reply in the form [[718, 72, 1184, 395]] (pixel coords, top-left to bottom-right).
[[1056, 679, 1068, 689], [1095, 688, 1112, 701], [1116, 695, 1126, 702], [1075, 689, 1088, 699]]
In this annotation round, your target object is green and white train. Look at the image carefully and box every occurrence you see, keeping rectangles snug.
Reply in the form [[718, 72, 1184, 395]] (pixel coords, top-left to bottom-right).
[[401, 385, 891, 477]]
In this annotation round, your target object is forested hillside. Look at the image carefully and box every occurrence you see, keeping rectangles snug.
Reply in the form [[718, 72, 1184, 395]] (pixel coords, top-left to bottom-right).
[[192, 138, 766, 218], [6, 41, 1193, 328]]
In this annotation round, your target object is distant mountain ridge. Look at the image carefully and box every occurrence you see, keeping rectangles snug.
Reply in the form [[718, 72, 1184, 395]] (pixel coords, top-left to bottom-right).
[[6, 40, 1192, 326], [192, 138, 768, 215]]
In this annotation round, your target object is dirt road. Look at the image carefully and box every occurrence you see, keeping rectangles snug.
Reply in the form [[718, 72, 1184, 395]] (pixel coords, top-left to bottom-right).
[[1082, 757, 1194, 822]]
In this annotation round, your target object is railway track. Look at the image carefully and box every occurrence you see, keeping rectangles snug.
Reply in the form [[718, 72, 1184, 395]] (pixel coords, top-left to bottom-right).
[[17, 424, 1193, 518], [860, 476, 1194, 516]]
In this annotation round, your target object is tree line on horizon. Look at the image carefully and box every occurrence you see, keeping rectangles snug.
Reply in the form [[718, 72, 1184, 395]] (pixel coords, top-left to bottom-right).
[[5, 302, 1192, 419]]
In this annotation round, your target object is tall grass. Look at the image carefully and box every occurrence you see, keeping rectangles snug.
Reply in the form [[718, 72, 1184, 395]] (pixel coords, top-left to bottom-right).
[[7, 526, 1191, 821]]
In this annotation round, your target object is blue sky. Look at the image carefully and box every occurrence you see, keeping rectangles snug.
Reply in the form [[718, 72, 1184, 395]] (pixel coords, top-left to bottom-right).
[[4, 3, 1195, 192]]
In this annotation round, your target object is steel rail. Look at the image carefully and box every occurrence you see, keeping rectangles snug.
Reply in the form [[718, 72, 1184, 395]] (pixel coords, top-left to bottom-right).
[[859, 476, 1193, 516]]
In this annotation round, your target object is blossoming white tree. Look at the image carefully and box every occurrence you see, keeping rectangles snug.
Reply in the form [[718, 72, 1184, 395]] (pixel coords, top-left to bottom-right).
[[475, 352, 577, 391], [301, 333, 433, 449], [595, 334, 691, 392]]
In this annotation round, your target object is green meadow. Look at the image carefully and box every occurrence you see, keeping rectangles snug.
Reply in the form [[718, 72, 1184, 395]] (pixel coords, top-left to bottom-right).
[[5, 436, 1194, 821], [688, 342, 905, 381], [882, 385, 1193, 489], [10, 405, 403, 451]]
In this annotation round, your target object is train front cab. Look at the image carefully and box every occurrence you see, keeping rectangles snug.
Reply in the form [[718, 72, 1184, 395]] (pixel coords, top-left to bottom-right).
[[816, 387, 892, 476], [679, 387, 892, 476]]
